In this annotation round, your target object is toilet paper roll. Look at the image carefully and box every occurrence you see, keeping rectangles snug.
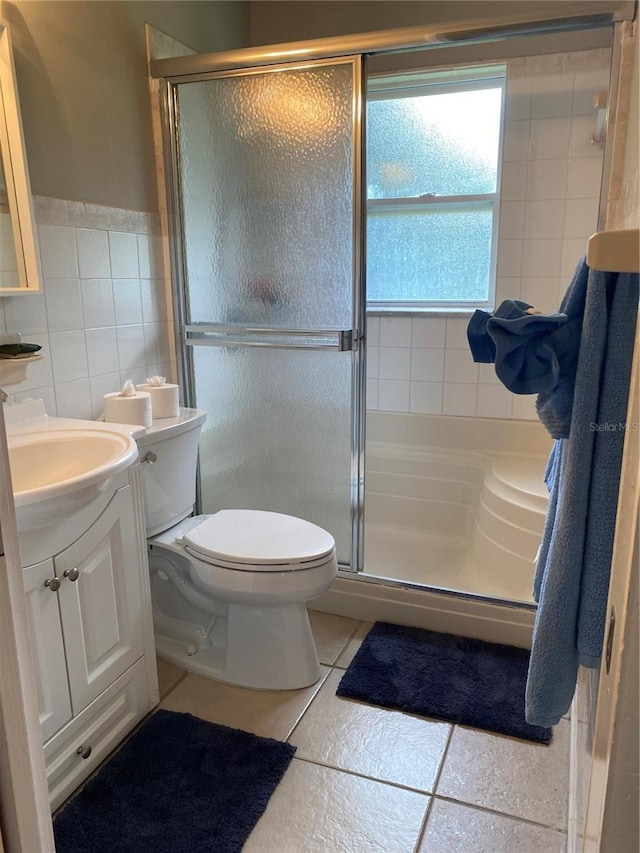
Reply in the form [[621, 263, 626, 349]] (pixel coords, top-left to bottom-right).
[[104, 391, 152, 428], [137, 383, 179, 419]]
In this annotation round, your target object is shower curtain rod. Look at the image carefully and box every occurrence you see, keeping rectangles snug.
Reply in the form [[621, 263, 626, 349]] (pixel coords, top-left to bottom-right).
[[587, 229, 640, 273], [150, 4, 632, 78]]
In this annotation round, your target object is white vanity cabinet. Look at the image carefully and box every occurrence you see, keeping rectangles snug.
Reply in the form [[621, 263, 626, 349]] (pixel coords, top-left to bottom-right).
[[22, 474, 158, 810], [23, 557, 72, 742]]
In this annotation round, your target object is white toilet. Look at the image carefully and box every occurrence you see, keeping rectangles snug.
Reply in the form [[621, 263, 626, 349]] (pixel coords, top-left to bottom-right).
[[137, 408, 338, 690]]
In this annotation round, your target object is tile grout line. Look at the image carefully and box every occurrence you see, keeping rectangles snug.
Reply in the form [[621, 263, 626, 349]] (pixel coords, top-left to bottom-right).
[[430, 793, 569, 834], [289, 754, 432, 799], [285, 616, 365, 742], [319, 616, 366, 670], [285, 667, 333, 743], [412, 724, 455, 853], [425, 720, 567, 835]]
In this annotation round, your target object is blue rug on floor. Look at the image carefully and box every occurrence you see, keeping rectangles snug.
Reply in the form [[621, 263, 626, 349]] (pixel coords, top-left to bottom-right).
[[53, 709, 295, 853], [337, 623, 552, 744]]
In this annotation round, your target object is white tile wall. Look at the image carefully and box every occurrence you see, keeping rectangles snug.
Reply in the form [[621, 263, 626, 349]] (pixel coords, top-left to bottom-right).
[[38, 224, 78, 278], [0, 197, 175, 419], [82, 278, 116, 328], [113, 280, 143, 326], [77, 229, 111, 279], [409, 381, 443, 415], [44, 279, 84, 332], [108, 231, 139, 278], [367, 47, 610, 420]]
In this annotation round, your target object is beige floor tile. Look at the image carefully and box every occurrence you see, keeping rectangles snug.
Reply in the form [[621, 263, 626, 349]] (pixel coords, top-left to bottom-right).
[[420, 798, 567, 853], [244, 758, 429, 853], [437, 721, 570, 830], [155, 656, 186, 699], [308, 609, 362, 665], [159, 666, 330, 741], [335, 621, 374, 668], [289, 669, 451, 792]]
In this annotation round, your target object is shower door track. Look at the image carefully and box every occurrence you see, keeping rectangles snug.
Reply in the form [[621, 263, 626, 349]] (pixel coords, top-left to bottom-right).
[[350, 570, 538, 612], [150, 8, 626, 78]]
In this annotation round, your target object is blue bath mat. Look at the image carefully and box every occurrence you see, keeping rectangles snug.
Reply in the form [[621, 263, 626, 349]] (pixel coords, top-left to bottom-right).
[[53, 709, 295, 852], [337, 622, 552, 744]]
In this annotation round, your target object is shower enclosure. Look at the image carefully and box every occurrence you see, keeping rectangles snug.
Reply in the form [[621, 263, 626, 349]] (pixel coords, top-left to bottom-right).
[[152, 10, 619, 612]]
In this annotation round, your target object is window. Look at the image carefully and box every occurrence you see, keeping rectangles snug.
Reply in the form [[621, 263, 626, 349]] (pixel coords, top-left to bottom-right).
[[366, 65, 506, 311]]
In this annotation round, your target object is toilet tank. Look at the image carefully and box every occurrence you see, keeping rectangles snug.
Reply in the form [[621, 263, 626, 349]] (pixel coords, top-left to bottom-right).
[[136, 408, 207, 537]]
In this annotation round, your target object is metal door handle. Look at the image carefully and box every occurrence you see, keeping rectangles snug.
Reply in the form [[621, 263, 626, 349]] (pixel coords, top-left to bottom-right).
[[338, 330, 354, 351], [64, 568, 80, 582], [44, 577, 61, 592]]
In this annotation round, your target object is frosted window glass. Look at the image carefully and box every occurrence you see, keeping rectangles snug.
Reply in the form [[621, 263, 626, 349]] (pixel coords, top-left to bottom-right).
[[192, 346, 353, 564], [177, 62, 355, 329], [366, 76, 502, 306], [367, 206, 493, 303], [367, 87, 503, 198]]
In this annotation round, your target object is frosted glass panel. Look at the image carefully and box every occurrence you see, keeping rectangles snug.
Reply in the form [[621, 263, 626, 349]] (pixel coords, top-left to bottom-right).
[[177, 62, 355, 328], [367, 87, 502, 198], [192, 346, 353, 564], [367, 206, 493, 302]]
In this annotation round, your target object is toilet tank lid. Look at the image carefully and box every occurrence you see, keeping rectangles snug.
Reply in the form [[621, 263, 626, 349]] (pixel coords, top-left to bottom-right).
[[137, 407, 207, 445], [183, 509, 336, 566]]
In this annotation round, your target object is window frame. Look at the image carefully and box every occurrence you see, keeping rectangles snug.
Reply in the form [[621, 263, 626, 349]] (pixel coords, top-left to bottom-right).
[[366, 64, 507, 313]]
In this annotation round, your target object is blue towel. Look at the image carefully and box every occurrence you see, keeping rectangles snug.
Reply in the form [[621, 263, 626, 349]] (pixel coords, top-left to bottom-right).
[[467, 301, 569, 391], [536, 258, 589, 438], [526, 266, 639, 727], [466, 263, 585, 417]]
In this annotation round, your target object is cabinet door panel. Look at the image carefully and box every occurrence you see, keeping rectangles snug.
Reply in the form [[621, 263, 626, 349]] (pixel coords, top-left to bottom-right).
[[55, 486, 145, 714], [22, 559, 72, 742], [45, 658, 149, 811]]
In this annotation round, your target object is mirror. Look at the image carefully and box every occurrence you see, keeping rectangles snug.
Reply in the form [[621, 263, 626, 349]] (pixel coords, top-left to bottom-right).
[[0, 21, 40, 293]]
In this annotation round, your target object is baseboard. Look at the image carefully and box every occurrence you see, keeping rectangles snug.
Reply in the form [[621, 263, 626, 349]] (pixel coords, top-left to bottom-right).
[[312, 576, 535, 649]]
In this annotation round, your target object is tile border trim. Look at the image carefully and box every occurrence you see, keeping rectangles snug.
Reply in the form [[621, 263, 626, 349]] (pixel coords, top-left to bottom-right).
[[34, 195, 162, 235]]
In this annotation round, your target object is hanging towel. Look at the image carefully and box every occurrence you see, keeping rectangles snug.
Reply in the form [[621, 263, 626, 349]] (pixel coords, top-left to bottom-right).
[[535, 258, 589, 439], [466, 260, 586, 417], [525, 265, 639, 728], [467, 300, 569, 393]]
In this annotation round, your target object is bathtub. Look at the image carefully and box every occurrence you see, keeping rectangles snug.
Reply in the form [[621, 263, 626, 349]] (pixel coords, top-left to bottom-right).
[[363, 412, 553, 605]]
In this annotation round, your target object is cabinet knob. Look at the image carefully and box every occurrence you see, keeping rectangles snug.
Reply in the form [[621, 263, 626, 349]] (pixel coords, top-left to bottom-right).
[[141, 451, 157, 465], [44, 577, 61, 592], [76, 745, 92, 760], [64, 567, 80, 582]]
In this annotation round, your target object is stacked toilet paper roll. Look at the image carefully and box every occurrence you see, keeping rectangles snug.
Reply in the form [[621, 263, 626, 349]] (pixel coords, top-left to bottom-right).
[[137, 376, 180, 419], [104, 380, 152, 427]]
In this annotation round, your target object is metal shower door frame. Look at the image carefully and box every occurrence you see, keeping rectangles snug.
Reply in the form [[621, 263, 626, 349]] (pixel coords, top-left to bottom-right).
[[160, 55, 367, 573]]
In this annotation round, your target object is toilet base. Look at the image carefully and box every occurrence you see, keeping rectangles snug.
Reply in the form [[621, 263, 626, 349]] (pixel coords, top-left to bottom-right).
[[155, 602, 322, 690]]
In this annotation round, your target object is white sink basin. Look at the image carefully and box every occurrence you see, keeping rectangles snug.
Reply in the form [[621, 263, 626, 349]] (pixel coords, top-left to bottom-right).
[[9, 428, 139, 530]]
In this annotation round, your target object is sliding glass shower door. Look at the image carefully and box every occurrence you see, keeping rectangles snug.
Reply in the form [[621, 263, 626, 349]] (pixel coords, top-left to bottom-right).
[[167, 58, 364, 568]]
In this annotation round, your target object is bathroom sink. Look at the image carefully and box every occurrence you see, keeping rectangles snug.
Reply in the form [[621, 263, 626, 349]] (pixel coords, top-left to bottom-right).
[[8, 428, 139, 530]]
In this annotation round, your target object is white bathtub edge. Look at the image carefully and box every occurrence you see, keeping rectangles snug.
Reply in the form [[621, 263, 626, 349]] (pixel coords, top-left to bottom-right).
[[312, 576, 535, 650]]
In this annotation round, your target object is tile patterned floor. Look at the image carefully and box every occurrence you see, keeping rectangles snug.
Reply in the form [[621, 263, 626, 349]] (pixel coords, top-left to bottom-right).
[[158, 611, 569, 853]]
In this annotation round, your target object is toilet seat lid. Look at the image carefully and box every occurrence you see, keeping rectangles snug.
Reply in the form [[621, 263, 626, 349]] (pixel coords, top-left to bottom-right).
[[183, 509, 336, 569]]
